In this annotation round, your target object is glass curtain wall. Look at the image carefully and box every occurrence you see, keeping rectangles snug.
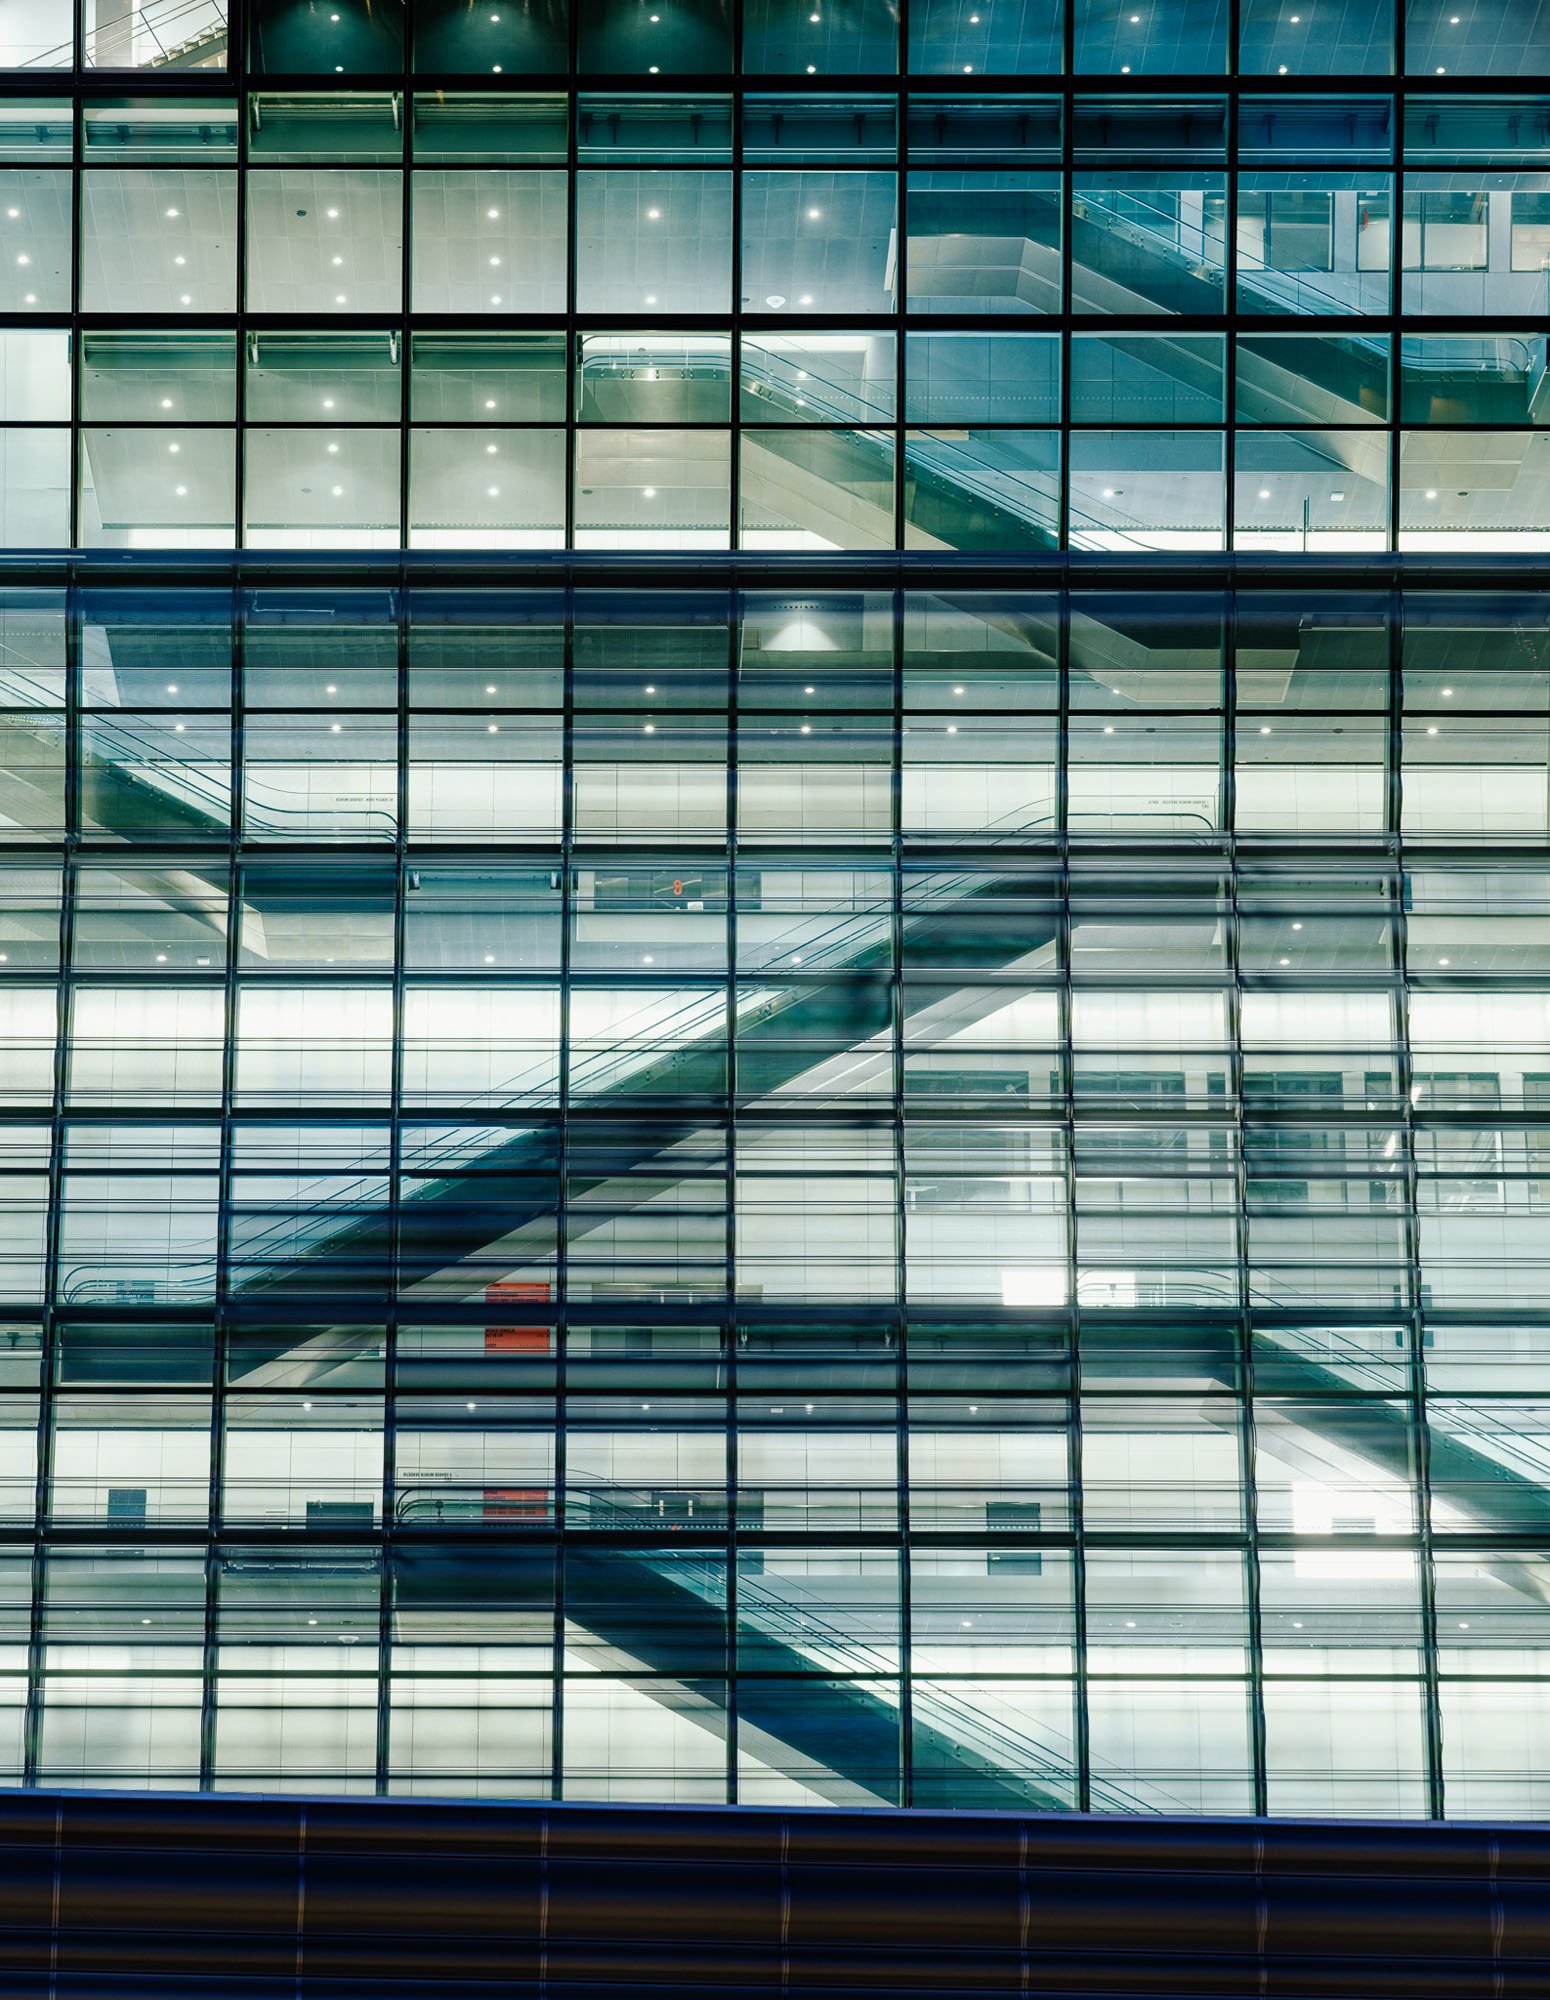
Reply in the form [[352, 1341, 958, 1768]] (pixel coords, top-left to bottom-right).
[[1, 559, 1548, 1816], [1, 27, 1550, 548]]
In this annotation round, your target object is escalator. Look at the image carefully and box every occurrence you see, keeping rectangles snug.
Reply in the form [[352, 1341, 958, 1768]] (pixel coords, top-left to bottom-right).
[[30, 603, 1550, 1804]]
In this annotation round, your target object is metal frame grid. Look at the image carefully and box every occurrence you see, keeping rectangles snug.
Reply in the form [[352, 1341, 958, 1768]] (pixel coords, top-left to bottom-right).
[[0, 551, 1547, 1814]]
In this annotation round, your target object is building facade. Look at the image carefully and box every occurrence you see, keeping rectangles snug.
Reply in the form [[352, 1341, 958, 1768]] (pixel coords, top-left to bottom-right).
[[0, 1, 1547, 552], [0, 3, 1548, 1827]]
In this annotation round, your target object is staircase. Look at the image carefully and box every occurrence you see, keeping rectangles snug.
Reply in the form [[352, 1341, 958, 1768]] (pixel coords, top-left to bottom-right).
[[24, 1, 227, 69]]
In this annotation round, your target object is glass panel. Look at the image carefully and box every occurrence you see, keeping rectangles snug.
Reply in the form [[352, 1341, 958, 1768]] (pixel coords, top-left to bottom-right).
[[906, 333, 1059, 424], [79, 428, 237, 548], [1234, 431, 1390, 551], [575, 170, 732, 313], [409, 429, 565, 549], [410, 171, 567, 315], [0, 2, 73, 66], [1238, 3, 1393, 74], [245, 170, 404, 314], [411, 333, 567, 422], [908, 0, 1064, 74], [742, 332, 893, 425], [242, 428, 401, 550], [743, 171, 898, 315], [245, 331, 400, 422], [1070, 333, 1225, 425], [1236, 175, 1392, 316], [742, 0, 898, 71], [1074, 0, 1227, 74], [81, 332, 236, 421], [574, 428, 731, 550], [81, 169, 237, 312], [0, 168, 70, 310], [1072, 173, 1227, 315], [907, 171, 1060, 314], [1068, 431, 1226, 551], [740, 427, 896, 550]]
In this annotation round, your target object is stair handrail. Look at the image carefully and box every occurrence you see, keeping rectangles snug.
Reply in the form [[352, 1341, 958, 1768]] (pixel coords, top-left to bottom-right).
[[18, 0, 227, 68]]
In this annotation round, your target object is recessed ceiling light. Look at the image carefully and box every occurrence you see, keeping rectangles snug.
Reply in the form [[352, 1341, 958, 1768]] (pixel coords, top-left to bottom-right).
[[643, 485, 657, 497], [326, 207, 339, 218], [331, 484, 343, 496]]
